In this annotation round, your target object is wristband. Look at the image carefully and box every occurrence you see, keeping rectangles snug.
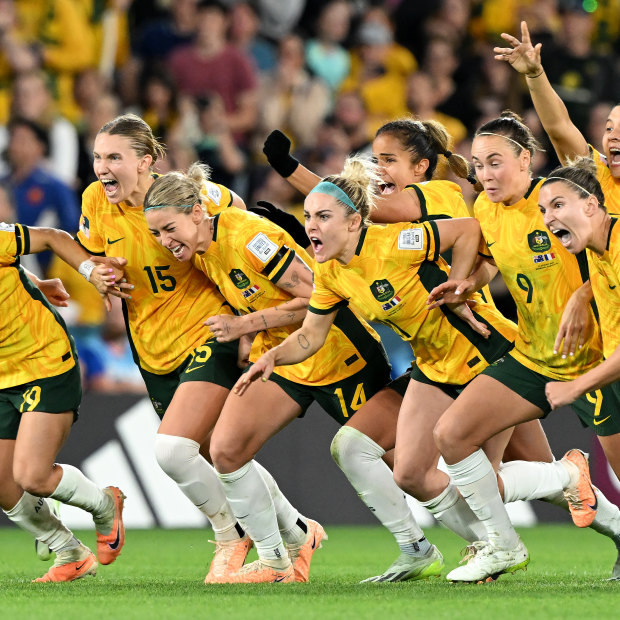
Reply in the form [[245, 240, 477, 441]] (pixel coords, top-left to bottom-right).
[[78, 259, 96, 282]]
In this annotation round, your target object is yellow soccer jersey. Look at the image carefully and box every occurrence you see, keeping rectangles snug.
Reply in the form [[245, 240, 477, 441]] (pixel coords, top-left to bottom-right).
[[193, 209, 379, 386], [0, 223, 76, 389], [309, 221, 516, 385], [474, 178, 603, 380], [404, 180, 470, 221], [76, 179, 234, 375], [587, 218, 620, 359], [591, 147, 620, 217]]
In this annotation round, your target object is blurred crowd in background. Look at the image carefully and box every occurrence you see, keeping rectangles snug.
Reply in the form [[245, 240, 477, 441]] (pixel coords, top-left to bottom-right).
[[1, 0, 619, 393]]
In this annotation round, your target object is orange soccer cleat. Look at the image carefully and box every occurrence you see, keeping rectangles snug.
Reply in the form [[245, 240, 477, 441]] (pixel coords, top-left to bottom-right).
[[204, 535, 253, 584], [561, 449, 598, 528], [225, 559, 294, 583], [33, 543, 97, 583], [287, 519, 327, 582], [95, 486, 126, 565]]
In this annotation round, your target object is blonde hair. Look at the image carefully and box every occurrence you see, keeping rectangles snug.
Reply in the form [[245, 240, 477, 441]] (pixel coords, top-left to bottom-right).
[[321, 155, 380, 225], [143, 162, 212, 213]]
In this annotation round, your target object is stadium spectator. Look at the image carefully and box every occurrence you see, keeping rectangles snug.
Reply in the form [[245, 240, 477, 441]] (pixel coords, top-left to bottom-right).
[[305, 0, 352, 94], [167, 0, 259, 148], [0, 71, 79, 186], [255, 33, 330, 151], [0, 118, 80, 276]]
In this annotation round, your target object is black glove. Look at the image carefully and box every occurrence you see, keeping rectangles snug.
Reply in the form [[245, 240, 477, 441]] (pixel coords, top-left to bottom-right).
[[249, 201, 309, 248], [263, 130, 299, 178]]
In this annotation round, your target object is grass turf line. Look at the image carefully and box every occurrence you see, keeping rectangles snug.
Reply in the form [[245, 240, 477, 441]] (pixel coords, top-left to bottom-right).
[[1, 525, 619, 619]]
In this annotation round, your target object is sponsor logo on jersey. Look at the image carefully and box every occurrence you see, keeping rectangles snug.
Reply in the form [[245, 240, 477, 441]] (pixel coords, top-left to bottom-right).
[[371, 279, 395, 303], [528, 230, 551, 253], [533, 252, 555, 263], [229, 268, 251, 289]]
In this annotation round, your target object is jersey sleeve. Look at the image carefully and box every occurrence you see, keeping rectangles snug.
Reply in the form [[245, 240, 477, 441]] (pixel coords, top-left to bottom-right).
[[0, 222, 29, 265], [393, 220, 439, 265], [242, 222, 296, 282], [308, 266, 347, 315], [201, 180, 233, 215], [76, 185, 106, 254]]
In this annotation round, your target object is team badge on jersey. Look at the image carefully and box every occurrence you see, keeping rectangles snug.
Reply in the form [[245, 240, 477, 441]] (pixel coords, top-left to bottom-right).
[[247, 233, 278, 262], [229, 268, 251, 289], [371, 279, 395, 302], [528, 230, 551, 253]]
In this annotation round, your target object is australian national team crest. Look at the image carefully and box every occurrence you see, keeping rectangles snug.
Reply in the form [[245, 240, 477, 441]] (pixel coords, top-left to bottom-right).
[[371, 279, 402, 311], [229, 268, 250, 289], [528, 230, 552, 253]]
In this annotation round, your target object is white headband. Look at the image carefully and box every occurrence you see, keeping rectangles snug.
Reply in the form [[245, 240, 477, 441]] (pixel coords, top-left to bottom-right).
[[476, 132, 525, 152]]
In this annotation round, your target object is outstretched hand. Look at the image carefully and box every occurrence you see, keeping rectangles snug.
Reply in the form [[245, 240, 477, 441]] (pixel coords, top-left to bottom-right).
[[427, 279, 476, 310], [38, 277, 70, 307], [494, 21, 543, 77], [232, 353, 276, 396]]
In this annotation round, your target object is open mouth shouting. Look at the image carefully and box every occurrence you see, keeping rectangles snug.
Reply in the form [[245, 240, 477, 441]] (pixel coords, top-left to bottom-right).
[[550, 227, 572, 248], [100, 178, 119, 197], [377, 180, 396, 195]]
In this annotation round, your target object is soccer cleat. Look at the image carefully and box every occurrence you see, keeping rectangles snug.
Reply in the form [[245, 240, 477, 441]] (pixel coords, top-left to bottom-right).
[[204, 535, 253, 584], [446, 539, 529, 583], [286, 519, 327, 582], [224, 559, 294, 583], [561, 449, 598, 528], [360, 545, 444, 583], [94, 486, 126, 565], [35, 499, 61, 561], [33, 543, 97, 583], [610, 546, 620, 581]]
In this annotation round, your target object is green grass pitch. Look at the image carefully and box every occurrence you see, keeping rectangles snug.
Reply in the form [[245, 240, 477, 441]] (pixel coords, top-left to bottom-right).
[[1, 525, 619, 619]]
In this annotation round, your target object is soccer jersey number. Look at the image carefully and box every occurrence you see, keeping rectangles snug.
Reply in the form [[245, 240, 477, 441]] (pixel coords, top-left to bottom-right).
[[20, 386, 41, 412], [334, 383, 367, 418], [516, 273, 533, 303], [185, 345, 213, 374], [143, 266, 177, 293]]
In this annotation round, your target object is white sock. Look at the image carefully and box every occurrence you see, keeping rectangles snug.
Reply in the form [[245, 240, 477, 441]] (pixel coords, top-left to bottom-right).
[[4, 492, 78, 552], [544, 487, 620, 547], [331, 426, 428, 555], [421, 483, 488, 543], [154, 434, 241, 541], [217, 461, 289, 567], [446, 449, 519, 550], [253, 460, 307, 546], [499, 460, 570, 503], [50, 464, 111, 521]]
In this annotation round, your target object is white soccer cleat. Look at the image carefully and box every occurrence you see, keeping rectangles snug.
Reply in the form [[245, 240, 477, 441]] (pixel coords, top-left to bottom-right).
[[446, 539, 529, 583], [360, 545, 444, 583]]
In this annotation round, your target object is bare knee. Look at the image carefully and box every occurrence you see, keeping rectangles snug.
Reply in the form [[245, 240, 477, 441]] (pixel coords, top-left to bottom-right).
[[13, 465, 55, 497], [393, 462, 441, 501], [210, 432, 252, 474]]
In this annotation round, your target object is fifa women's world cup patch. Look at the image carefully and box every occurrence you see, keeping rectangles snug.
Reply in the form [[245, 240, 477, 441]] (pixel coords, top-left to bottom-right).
[[0, 222, 15, 232], [398, 228, 424, 250], [247, 233, 278, 262]]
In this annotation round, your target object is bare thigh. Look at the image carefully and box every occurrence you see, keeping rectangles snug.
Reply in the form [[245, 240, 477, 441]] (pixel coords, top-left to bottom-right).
[[434, 375, 544, 464], [503, 419, 554, 463], [344, 386, 402, 452], [158, 381, 230, 452], [210, 379, 302, 473], [394, 380, 454, 501], [13, 411, 74, 496]]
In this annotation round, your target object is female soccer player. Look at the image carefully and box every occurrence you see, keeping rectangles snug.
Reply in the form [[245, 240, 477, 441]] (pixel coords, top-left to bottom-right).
[[230, 155, 531, 575], [428, 112, 620, 583], [77, 114, 312, 584], [495, 21, 620, 217], [1, 223, 126, 582], [538, 160, 620, 473], [143, 162, 409, 583]]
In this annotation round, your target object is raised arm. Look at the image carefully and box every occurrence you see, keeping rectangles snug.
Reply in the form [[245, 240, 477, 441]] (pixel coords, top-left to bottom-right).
[[232, 308, 336, 396], [495, 20, 588, 162]]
